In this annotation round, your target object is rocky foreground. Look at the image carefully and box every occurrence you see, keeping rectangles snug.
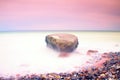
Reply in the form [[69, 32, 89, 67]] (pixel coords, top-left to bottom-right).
[[0, 51, 120, 80]]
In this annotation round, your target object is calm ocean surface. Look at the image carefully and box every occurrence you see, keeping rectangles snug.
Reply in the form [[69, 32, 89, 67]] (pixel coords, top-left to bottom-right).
[[1, 31, 119, 51]]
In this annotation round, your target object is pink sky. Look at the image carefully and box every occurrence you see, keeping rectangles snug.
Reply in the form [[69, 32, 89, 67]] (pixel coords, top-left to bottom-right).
[[0, 0, 120, 31]]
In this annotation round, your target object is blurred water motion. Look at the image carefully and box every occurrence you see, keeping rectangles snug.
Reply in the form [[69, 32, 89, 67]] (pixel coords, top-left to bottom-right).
[[0, 31, 120, 76]]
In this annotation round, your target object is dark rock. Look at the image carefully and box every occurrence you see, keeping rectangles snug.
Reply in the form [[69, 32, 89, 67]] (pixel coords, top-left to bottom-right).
[[45, 33, 79, 52]]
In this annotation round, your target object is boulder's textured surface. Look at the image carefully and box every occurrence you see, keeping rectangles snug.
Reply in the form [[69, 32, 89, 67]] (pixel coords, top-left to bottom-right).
[[45, 33, 79, 52]]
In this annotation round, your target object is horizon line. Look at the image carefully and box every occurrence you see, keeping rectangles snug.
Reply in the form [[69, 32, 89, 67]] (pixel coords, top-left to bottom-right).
[[0, 30, 120, 33]]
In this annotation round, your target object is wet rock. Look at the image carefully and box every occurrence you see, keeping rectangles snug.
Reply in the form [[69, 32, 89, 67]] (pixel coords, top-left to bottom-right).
[[45, 33, 79, 52], [87, 50, 98, 53], [87, 50, 98, 55]]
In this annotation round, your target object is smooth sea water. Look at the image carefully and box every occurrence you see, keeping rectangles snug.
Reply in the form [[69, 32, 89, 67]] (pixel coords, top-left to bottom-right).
[[0, 31, 120, 76]]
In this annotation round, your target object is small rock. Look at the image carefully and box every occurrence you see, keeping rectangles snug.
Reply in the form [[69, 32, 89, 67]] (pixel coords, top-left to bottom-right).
[[87, 50, 98, 55], [87, 50, 98, 53], [45, 33, 79, 52]]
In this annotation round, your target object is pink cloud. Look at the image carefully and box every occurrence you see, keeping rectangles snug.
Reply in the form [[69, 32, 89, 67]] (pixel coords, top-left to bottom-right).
[[0, 0, 120, 30]]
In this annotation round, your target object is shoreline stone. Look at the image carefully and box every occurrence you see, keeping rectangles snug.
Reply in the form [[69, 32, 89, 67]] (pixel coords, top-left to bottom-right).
[[45, 33, 79, 52]]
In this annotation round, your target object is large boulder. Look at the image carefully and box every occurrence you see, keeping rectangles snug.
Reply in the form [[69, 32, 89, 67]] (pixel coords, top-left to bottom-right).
[[45, 33, 79, 52]]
